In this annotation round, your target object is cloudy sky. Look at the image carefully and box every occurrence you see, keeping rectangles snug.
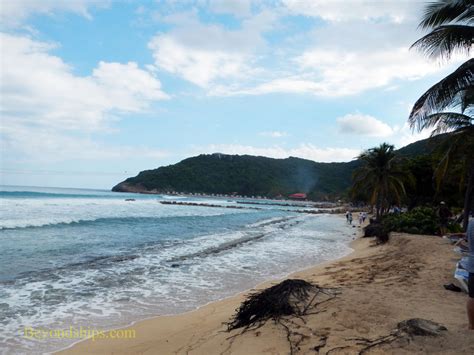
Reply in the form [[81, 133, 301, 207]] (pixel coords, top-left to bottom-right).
[[0, 0, 466, 188]]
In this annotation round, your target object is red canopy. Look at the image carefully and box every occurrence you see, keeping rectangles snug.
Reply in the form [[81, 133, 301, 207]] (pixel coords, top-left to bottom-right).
[[288, 193, 307, 199]]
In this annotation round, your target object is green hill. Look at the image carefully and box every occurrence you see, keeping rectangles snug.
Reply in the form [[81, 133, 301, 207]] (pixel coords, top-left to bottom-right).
[[112, 136, 441, 200], [395, 133, 447, 157]]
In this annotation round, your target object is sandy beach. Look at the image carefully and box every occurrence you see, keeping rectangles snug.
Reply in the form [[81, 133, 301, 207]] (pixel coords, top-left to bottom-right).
[[59, 231, 474, 355]]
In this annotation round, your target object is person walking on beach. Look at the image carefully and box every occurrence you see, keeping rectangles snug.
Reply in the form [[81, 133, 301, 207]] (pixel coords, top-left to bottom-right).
[[465, 218, 474, 329], [362, 212, 367, 223], [348, 212, 353, 225], [345, 211, 350, 222], [358, 213, 363, 225], [438, 201, 452, 236]]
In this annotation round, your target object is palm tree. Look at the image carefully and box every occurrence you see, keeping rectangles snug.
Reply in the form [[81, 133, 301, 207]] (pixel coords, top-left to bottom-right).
[[410, 0, 474, 230], [412, 0, 473, 60], [352, 143, 410, 220]]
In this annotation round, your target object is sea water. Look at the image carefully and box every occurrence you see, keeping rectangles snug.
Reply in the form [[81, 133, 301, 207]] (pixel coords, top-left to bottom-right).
[[0, 186, 355, 353]]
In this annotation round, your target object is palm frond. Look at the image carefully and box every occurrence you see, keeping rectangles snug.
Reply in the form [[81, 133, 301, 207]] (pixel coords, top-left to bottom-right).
[[433, 133, 462, 190], [388, 176, 405, 204], [419, 0, 474, 29], [409, 59, 474, 130], [434, 149, 451, 191], [370, 186, 379, 206], [411, 25, 474, 59], [433, 128, 474, 190], [459, 87, 474, 111], [430, 112, 472, 136], [417, 112, 472, 135], [351, 143, 408, 213], [456, 6, 474, 24]]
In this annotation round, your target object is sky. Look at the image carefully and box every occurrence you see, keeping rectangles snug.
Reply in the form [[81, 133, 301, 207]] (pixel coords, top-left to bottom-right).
[[0, 0, 468, 189]]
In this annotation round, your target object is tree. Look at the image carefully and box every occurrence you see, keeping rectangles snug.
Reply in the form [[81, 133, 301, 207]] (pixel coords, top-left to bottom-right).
[[352, 143, 411, 220], [410, 0, 474, 230], [401, 154, 464, 209]]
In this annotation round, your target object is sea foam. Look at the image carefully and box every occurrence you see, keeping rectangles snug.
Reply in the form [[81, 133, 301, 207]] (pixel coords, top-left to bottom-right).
[[0, 186, 353, 354]]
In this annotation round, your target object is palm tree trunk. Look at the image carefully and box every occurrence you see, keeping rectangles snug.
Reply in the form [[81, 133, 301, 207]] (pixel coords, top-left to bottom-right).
[[375, 196, 381, 221], [462, 159, 474, 231]]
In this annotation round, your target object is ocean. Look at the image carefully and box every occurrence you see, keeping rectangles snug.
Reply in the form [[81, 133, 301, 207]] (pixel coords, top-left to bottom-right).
[[0, 186, 355, 354]]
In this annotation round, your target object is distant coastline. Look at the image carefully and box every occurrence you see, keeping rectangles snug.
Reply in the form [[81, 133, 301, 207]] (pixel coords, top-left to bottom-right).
[[112, 138, 444, 202]]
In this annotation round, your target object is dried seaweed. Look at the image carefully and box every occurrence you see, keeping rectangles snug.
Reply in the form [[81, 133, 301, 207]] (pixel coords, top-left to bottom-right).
[[228, 279, 327, 331], [227, 279, 337, 354]]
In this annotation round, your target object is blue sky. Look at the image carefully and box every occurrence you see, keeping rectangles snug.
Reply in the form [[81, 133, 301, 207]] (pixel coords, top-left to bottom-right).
[[0, 0, 467, 189]]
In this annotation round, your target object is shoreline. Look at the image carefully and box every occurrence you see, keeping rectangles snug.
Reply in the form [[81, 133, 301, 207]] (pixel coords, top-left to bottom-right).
[[59, 229, 474, 354], [56, 239, 359, 354], [3, 212, 355, 354], [57, 224, 365, 354]]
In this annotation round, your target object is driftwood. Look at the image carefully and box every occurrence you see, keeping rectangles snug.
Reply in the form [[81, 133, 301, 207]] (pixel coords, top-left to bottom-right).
[[228, 280, 446, 355], [345, 318, 447, 355], [228, 279, 334, 331], [227, 279, 338, 354]]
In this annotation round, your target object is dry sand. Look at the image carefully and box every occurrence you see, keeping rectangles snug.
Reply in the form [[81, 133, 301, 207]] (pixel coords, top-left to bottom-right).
[[60, 233, 474, 354]]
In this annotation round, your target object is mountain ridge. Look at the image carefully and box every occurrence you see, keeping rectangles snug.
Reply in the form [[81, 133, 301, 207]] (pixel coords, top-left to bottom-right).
[[112, 135, 445, 200]]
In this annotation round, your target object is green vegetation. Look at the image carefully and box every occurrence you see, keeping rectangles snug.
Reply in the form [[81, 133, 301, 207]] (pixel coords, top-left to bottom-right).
[[360, 1, 473, 242], [352, 143, 412, 220], [381, 207, 439, 235], [381, 207, 462, 236], [410, 0, 473, 231], [112, 136, 442, 200], [113, 154, 360, 200], [400, 154, 465, 209]]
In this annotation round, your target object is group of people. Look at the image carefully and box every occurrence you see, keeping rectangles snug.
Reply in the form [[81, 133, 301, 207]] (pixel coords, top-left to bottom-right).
[[345, 211, 367, 225]]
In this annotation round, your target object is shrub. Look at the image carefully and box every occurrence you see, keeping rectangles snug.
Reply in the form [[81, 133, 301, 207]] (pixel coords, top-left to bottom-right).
[[363, 222, 390, 244], [382, 207, 437, 235], [447, 221, 463, 233]]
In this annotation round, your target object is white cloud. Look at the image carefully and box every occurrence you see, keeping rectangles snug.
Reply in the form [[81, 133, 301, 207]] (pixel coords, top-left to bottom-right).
[[195, 143, 360, 162], [259, 131, 288, 138], [213, 77, 321, 96], [335, 112, 433, 147], [1, 125, 168, 163], [334, 112, 433, 148], [148, 34, 255, 87], [337, 113, 394, 137], [151, 1, 469, 98], [293, 47, 442, 96], [282, 0, 420, 23], [238, 47, 441, 97], [208, 0, 252, 18], [143, 1, 467, 98], [148, 10, 276, 88], [394, 123, 432, 148], [92, 61, 169, 111], [195, 8, 457, 97], [1, 32, 169, 165], [0, 0, 109, 27], [1, 33, 168, 132]]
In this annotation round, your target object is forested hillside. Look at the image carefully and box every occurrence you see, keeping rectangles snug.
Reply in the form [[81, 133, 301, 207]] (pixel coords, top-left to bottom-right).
[[112, 135, 445, 200]]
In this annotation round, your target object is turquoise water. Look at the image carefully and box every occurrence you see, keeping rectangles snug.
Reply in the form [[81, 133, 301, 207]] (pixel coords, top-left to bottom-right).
[[0, 186, 354, 353]]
